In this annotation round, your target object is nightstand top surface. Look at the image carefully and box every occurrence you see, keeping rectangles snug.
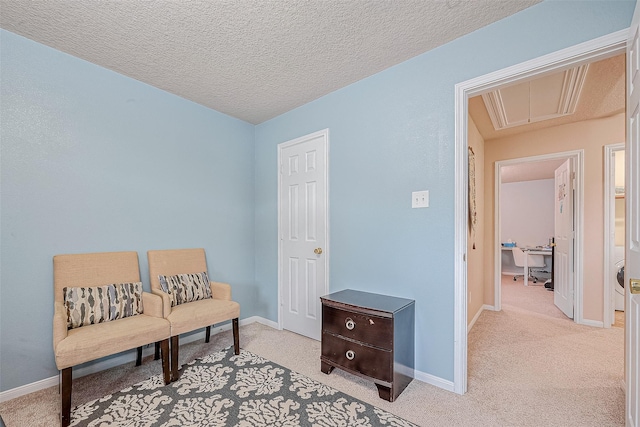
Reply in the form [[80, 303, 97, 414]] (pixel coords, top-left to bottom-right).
[[321, 289, 414, 314]]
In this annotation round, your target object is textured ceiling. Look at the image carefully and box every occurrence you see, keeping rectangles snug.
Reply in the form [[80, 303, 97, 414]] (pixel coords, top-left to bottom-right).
[[0, 0, 540, 124]]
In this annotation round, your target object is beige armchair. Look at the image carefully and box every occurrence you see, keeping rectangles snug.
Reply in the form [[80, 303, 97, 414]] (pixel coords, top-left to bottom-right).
[[53, 251, 171, 427], [147, 248, 240, 381]]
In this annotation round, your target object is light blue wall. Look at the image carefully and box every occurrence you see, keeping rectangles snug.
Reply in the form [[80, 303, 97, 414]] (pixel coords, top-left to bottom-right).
[[1, 0, 635, 394], [0, 31, 256, 391], [254, 0, 635, 381]]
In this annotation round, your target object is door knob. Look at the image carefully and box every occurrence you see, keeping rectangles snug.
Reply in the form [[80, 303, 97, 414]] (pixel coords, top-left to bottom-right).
[[631, 278, 640, 295], [314, 248, 323, 255]]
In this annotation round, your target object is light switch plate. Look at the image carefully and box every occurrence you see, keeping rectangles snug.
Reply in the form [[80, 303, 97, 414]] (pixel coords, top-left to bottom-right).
[[412, 191, 429, 208]]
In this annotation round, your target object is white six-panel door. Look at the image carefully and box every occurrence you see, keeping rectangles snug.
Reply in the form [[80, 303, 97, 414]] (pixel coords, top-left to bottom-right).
[[278, 130, 329, 341], [554, 158, 574, 319]]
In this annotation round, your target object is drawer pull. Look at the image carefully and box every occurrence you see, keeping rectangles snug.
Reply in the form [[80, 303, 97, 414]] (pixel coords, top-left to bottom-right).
[[345, 318, 355, 330], [345, 350, 355, 360]]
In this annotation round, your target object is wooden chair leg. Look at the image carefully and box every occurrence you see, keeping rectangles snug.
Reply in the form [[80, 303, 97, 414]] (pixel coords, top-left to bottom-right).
[[233, 318, 240, 355], [60, 367, 72, 427], [205, 325, 211, 343], [160, 339, 171, 385], [154, 342, 161, 360], [136, 346, 142, 366], [170, 335, 179, 382]]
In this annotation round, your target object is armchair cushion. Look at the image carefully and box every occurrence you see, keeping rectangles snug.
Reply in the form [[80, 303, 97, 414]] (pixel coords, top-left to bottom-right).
[[55, 312, 170, 369], [158, 272, 212, 307], [166, 297, 240, 336], [63, 282, 144, 329]]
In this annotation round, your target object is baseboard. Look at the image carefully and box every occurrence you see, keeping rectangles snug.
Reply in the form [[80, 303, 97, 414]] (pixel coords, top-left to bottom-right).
[[0, 316, 277, 403], [0, 376, 60, 404], [467, 304, 494, 333], [580, 318, 604, 328], [243, 315, 279, 330], [179, 316, 279, 345], [414, 369, 455, 392]]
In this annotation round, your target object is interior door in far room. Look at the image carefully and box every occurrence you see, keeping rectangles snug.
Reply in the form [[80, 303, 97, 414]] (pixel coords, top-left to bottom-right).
[[554, 158, 574, 319], [279, 131, 328, 341]]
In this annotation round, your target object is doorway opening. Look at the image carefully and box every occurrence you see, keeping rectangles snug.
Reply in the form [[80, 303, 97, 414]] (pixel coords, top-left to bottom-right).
[[494, 152, 582, 319], [604, 143, 626, 327], [453, 30, 627, 394]]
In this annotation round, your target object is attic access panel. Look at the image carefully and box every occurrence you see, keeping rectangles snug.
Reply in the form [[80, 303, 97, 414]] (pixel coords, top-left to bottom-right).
[[482, 65, 589, 130]]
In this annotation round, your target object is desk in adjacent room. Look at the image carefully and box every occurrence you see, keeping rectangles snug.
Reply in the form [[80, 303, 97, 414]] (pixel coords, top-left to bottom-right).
[[522, 247, 552, 286]]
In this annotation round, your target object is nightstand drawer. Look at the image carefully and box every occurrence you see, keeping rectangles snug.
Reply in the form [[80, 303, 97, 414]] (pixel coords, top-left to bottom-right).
[[321, 332, 392, 383], [322, 305, 392, 350]]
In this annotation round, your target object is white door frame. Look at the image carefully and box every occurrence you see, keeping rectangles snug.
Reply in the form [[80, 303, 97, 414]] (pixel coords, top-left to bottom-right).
[[604, 143, 625, 327], [493, 152, 583, 319], [277, 129, 330, 332], [454, 30, 626, 394]]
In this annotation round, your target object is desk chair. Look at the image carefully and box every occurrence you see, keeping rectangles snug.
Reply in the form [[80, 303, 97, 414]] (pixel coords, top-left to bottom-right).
[[511, 247, 546, 283]]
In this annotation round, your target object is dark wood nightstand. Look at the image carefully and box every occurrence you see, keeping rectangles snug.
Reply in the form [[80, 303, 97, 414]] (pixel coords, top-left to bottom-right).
[[320, 289, 415, 402]]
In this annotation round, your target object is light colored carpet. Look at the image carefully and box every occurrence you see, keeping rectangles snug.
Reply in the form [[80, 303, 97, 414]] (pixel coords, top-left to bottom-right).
[[0, 283, 625, 426], [501, 275, 568, 320]]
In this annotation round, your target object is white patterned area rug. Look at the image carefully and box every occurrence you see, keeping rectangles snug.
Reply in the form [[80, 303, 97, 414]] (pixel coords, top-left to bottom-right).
[[71, 346, 417, 426]]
